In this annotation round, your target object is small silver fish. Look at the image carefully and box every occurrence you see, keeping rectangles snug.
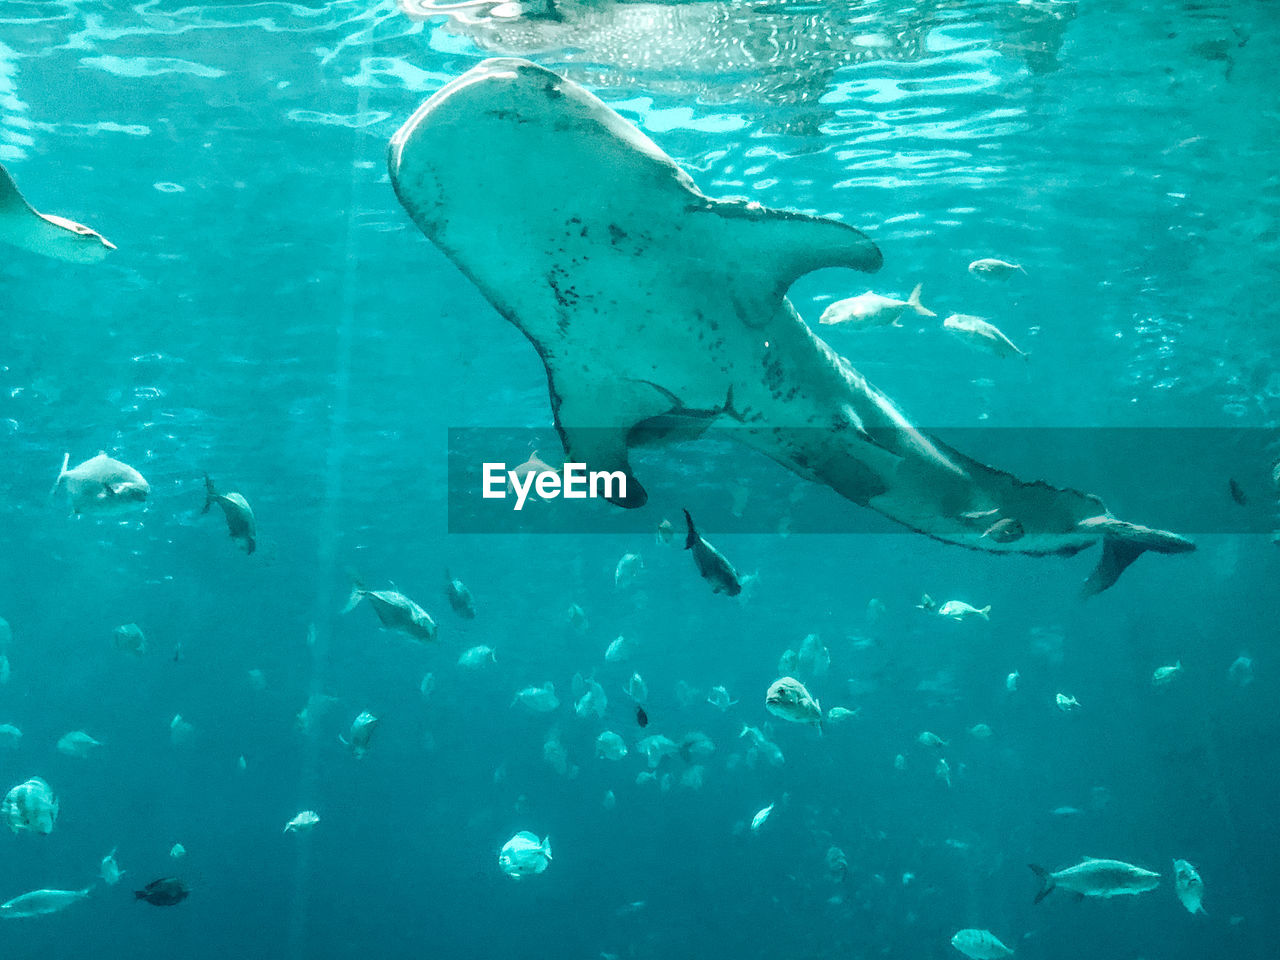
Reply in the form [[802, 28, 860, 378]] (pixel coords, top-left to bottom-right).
[[0, 885, 92, 917], [51, 452, 148, 515], [968, 258, 1026, 280], [100, 848, 124, 885], [498, 831, 552, 879], [764, 677, 822, 728], [1173, 858, 1206, 914], [339, 711, 379, 759], [1030, 857, 1160, 902], [981, 517, 1024, 543], [943, 313, 1027, 359], [343, 577, 437, 643], [951, 927, 1014, 959], [820, 283, 934, 327]]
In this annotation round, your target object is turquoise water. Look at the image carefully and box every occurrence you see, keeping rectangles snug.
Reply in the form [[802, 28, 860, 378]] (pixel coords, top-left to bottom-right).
[[1, 1, 1277, 957]]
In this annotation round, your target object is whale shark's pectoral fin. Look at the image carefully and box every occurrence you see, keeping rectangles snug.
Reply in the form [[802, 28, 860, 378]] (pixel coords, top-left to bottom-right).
[[1083, 536, 1145, 598], [549, 378, 685, 508], [1078, 517, 1195, 597], [695, 199, 883, 326]]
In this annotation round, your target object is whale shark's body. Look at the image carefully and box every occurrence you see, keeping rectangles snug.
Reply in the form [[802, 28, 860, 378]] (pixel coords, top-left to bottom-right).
[[388, 57, 1192, 593]]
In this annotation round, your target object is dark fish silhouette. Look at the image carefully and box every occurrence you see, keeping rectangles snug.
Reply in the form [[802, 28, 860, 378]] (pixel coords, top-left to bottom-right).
[[1228, 479, 1247, 506], [202, 474, 256, 554], [445, 569, 476, 618], [683, 510, 742, 596], [636, 706, 648, 728], [135, 877, 189, 906]]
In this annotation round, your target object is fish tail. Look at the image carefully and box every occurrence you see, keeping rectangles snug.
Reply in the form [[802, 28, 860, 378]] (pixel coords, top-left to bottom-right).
[[682, 508, 697, 549], [542, 836, 553, 861], [340, 585, 363, 614], [1029, 864, 1055, 904], [907, 283, 936, 318], [202, 473, 216, 515], [341, 569, 366, 613], [134, 889, 147, 900], [978, 605, 991, 620], [49, 452, 70, 498]]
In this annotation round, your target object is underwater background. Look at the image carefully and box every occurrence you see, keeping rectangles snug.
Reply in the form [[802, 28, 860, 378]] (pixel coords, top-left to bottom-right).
[[1, 0, 1277, 958]]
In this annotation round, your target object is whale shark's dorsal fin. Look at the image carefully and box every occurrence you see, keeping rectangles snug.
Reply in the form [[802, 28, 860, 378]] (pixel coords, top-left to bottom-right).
[[690, 198, 882, 325]]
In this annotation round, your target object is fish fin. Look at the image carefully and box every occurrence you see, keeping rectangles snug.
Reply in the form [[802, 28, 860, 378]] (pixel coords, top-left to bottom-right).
[[696, 198, 881, 326], [1072, 892, 1085, 903], [49, 452, 70, 499], [341, 569, 367, 613], [546, 376, 696, 510], [552, 420, 647, 508], [683, 508, 697, 549], [1081, 536, 1147, 597], [0, 162, 37, 214], [978, 605, 991, 620], [340, 585, 364, 614], [1029, 864, 1055, 904], [201, 473, 216, 515], [907, 283, 935, 318]]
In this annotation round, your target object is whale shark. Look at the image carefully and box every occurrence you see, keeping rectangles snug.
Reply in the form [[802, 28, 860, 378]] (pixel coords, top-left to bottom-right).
[[387, 57, 1193, 593]]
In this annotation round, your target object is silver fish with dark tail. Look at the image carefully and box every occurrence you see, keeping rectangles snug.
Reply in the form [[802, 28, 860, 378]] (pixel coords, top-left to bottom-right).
[[1029, 857, 1160, 903]]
